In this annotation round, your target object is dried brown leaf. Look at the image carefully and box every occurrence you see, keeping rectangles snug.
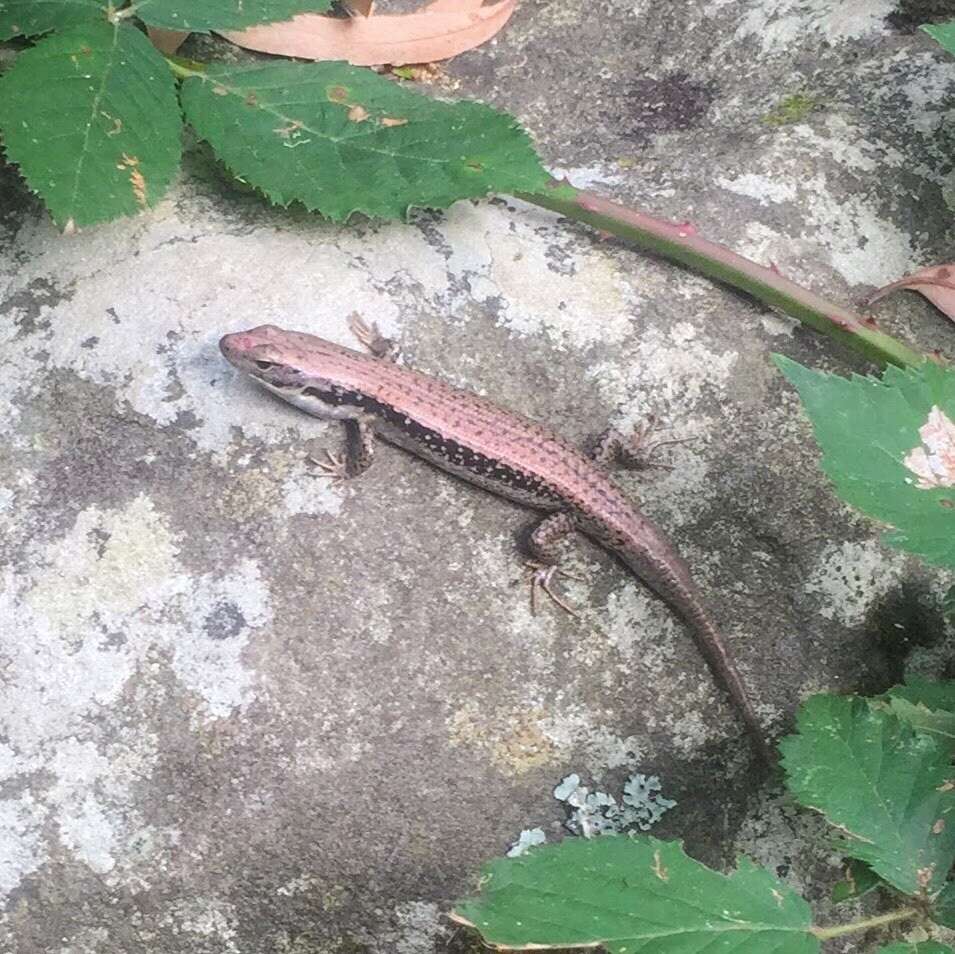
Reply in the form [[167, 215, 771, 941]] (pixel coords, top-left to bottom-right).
[[340, 0, 375, 14], [146, 27, 190, 54], [221, 0, 516, 66], [866, 263, 955, 322]]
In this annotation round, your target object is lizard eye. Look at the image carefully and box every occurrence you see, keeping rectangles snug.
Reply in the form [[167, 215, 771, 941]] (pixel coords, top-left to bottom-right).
[[255, 360, 274, 370]]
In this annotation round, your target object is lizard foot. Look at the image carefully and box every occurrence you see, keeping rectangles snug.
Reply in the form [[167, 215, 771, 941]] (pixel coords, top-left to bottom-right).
[[624, 416, 697, 471], [307, 450, 350, 481], [525, 562, 580, 617], [348, 312, 400, 362]]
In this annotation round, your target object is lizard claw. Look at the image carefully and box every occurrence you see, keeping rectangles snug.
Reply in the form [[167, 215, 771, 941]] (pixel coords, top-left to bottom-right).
[[348, 312, 400, 362], [525, 562, 580, 617], [307, 450, 350, 481], [626, 416, 697, 471]]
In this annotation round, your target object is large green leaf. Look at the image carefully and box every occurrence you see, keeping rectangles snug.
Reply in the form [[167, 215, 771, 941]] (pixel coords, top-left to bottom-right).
[[924, 21, 955, 56], [781, 694, 955, 897], [0, 22, 181, 228], [133, 0, 332, 31], [451, 835, 818, 953], [0, 0, 105, 39], [179, 60, 549, 221], [775, 357, 955, 569]]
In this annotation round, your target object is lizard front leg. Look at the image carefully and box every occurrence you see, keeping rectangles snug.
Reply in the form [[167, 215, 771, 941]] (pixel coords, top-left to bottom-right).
[[591, 418, 690, 471], [348, 313, 400, 362], [525, 511, 580, 616], [310, 416, 377, 480]]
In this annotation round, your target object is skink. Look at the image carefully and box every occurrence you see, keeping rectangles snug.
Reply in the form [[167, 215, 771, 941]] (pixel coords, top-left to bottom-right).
[[220, 319, 773, 764]]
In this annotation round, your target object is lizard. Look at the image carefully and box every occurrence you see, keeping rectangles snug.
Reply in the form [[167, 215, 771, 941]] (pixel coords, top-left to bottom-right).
[[219, 318, 775, 764]]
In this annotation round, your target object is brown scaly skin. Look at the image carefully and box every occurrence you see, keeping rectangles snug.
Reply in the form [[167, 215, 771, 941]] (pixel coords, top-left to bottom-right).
[[220, 322, 775, 764]]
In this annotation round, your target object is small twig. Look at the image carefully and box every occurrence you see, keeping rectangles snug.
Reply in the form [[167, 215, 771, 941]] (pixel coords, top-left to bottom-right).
[[517, 180, 929, 370]]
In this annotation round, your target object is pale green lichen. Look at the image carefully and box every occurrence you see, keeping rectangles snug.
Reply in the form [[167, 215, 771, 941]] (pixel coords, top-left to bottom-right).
[[762, 93, 821, 126]]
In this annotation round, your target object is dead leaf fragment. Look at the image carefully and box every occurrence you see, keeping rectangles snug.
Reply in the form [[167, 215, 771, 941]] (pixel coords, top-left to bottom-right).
[[340, 0, 375, 14], [388, 61, 444, 83], [117, 153, 147, 208], [348, 104, 370, 122], [147, 27, 190, 55], [380, 116, 408, 127], [903, 406, 955, 490], [221, 0, 516, 67], [866, 263, 955, 322], [274, 120, 304, 139]]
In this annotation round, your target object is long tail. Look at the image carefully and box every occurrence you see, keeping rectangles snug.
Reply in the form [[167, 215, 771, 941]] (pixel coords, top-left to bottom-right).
[[616, 534, 777, 766], [674, 593, 778, 766]]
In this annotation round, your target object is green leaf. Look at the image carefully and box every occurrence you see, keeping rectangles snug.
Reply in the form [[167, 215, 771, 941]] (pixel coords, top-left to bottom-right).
[[0, 22, 182, 228], [780, 694, 955, 896], [875, 680, 955, 755], [889, 679, 955, 713], [831, 859, 881, 903], [179, 60, 549, 221], [775, 356, 955, 569], [134, 0, 332, 32], [885, 697, 955, 754], [924, 21, 955, 56], [879, 944, 954, 954], [451, 835, 818, 953], [0, 0, 105, 39], [932, 880, 955, 928]]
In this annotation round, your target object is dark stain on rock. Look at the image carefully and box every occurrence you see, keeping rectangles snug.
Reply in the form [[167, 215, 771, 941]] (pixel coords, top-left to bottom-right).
[[620, 72, 717, 141], [205, 602, 247, 640], [886, 0, 955, 33], [2, 276, 75, 336]]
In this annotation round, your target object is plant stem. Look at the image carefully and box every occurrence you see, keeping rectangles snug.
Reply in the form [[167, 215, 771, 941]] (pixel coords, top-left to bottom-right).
[[163, 55, 206, 80], [811, 907, 920, 940], [517, 180, 928, 369]]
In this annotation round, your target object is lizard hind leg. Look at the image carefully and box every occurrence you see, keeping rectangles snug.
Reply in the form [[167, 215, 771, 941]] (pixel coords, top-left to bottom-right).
[[525, 512, 580, 616]]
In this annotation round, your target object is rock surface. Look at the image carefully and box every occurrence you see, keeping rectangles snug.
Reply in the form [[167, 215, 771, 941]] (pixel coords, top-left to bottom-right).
[[2, 1, 955, 951]]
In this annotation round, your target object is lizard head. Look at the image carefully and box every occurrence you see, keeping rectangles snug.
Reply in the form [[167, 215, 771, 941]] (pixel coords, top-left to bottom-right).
[[220, 324, 366, 422], [219, 324, 312, 390]]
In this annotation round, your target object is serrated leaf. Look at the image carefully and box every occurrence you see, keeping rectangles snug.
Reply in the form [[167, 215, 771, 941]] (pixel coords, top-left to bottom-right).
[[0, 0, 105, 40], [831, 858, 881, 903], [879, 944, 955, 954], [0, 22, 181, 228], [451, 835, 818, 954], [134, 0, 332, 32], [924, 21, 955, 57], [881, 678, 955, 753], [873, 680, 955, 755], [775, 356, 955, 569], [885, 697, 955, 754], [780, 694, 955, 896], [889, 679, 955, 713], [179, 60, 548, 221]]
